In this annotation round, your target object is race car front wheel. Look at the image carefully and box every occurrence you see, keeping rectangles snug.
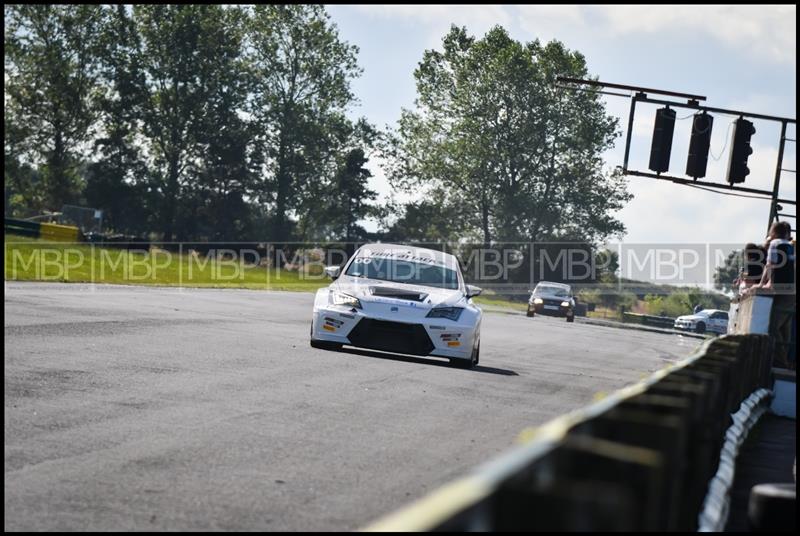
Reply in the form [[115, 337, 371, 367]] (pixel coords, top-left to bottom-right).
[[526, 307, 535, 317], [451, 342, 479, 369]]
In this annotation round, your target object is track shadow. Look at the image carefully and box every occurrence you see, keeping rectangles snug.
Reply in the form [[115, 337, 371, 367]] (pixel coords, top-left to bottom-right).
[[335, 347, 518, 376]]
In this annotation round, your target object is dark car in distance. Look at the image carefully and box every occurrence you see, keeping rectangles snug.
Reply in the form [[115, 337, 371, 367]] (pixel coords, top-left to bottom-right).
[[527, 282, 575, 322]]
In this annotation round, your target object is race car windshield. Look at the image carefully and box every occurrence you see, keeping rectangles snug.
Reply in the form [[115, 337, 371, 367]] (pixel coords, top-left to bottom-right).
[[345, 257, 459, 290], [534, 285, 570, 297]]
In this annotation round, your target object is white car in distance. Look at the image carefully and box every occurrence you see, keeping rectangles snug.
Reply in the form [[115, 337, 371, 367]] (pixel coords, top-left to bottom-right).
[[674, 309, 729, 334], [310, 244, 483, 368]]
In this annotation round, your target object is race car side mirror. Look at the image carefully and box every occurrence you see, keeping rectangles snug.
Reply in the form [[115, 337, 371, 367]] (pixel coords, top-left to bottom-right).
[[466, 285, 482, 298], [324, 266, 341, 280]]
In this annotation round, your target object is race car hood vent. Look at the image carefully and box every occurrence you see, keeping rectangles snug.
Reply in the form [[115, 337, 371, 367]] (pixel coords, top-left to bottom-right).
[[370, 286, 429, 302]]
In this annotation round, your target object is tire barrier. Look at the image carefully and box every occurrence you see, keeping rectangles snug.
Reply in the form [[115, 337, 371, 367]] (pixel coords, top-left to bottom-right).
[[363, 334, 774, 532], [697, 388, 773, 531], [5, 218, 80, 242], [622, 312, 676, 329]]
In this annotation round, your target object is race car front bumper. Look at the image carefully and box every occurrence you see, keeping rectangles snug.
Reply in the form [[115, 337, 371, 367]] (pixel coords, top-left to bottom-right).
[[311, 305, 478, 360], [530, 302, 574, 317], [673, 319, 699, 332]]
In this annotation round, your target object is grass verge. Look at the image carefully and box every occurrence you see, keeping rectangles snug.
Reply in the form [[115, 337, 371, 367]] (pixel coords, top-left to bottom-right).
[[4, 235, 328, 292]]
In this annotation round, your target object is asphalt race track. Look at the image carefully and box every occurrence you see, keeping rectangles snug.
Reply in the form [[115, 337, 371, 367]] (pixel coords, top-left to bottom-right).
[[4, 283, 702, 531]]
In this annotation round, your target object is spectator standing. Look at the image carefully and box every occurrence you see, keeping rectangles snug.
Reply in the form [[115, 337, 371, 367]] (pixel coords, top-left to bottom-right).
[[754, 222, 796, 368], [735, 243, 767, 293]]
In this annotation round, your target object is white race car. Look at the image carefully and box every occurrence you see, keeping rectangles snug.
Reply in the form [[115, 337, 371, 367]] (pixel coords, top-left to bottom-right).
[[674, 309, 729, 335], [310, 244, 483, 368]]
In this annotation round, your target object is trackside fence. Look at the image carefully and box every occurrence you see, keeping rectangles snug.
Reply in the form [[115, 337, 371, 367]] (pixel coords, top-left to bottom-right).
[[363, 334, 773, 531]]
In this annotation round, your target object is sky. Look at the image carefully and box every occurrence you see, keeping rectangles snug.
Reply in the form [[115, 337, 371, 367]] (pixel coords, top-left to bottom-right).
[[325, 4, 797, 248]]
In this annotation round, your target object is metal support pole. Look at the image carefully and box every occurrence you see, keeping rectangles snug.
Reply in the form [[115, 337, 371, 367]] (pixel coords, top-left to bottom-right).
[[623, 94, 640, 172], [768, 122, 788, 231]]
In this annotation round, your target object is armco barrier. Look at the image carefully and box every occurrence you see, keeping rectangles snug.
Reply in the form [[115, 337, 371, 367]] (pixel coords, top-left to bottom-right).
[[363, 334, 774, 532], [4, 217, 40, 238], [5, 218, 81, 242], [623, 312, 676, 329]]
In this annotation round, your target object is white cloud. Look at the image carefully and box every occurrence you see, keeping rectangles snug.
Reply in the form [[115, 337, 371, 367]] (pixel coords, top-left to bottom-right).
[[353, 4, 512, 26], [358, 5, 797, 66], [592, 5, 796, 65], [513, 5, 585, 43], [352, 4, 513, 47]]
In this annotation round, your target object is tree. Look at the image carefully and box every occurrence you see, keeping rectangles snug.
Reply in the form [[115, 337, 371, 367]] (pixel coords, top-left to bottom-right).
[[184, 6, 257, 241], [384, 199, 468, 243], [330, 148, 376, 242], [714, 249, 743, 294], [295, 117, 381, 243], [84, 5, 152, 235], [4, 105, 44, 216], [643, 290, 724, 317], [385, 25, 630, 247], [595, 248, 620, 282], [5, 5, 104, 210], [246, 5, 362, 245], [132, 5, 245, 241]]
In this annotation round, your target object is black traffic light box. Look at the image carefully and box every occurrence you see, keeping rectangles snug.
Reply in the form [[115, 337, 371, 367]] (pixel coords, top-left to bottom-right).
[[686, 112, 714, 179], [649, 107, 676, 174], [727, 118, 756, 184]]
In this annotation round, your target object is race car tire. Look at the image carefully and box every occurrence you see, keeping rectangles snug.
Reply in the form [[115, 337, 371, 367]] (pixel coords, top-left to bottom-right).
[[451, 343, 479, 369], [695, 322, 706, 334], [526, 307, 535, 318], [566, 315, 575, 323]]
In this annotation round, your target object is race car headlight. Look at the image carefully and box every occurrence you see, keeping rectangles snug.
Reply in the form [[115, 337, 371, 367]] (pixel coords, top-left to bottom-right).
[[331, 291, 362, 309], [561, 301, 570, 307], [426, 307, 464, 321], [533, 298, 543, 304]]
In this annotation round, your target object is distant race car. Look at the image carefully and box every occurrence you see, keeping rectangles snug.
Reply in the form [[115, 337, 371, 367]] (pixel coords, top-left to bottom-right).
[[527, 281, 575, 322], [674, 309, 729, 334], [310, 244, 483, 368]]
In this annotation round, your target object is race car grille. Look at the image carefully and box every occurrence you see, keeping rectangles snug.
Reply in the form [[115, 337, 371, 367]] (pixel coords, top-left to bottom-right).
[[541, 298, 565, 307], [347, 319, 435, 356], [370, 286, 429, 302]]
